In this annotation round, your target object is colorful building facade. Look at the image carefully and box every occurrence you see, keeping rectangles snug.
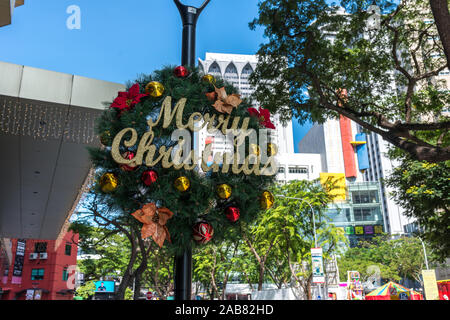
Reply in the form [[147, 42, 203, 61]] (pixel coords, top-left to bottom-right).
[[0, 230, 78, 300], [300, 119, 386, 246], [325, 182, 385, 247]]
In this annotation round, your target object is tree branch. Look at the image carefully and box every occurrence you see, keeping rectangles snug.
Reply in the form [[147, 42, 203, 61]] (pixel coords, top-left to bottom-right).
[[416, 63, 448, 80], [396, 121, 450, 131], [429, 0, 450, 69], [242, 232, 261, 264], [387, 24, 413, 80]]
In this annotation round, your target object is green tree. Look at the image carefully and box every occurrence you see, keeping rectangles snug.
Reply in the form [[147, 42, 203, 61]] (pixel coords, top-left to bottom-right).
[[75, 281, 96, 300], [270, 180, 347, 299], [249, 0, 449, 162], [338, 235, 432, 287], [264, 244, 292, 289], [240, 180, 347, 298], [71, 192, 154, 300], [230, 242, 261, 291], [188, 180, 349, 300], [385, 159, 450, 260], [337, 240, 401, 284], [74, 192, 179, 300], [125, 287, 134, 300], [74, 225, 131, 282], [389, 237, 430, 286], [193, 238, 240, 300], [141, 245, 174, 300]]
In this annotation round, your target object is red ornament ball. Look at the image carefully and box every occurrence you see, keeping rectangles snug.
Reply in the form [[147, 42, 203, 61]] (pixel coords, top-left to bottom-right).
[[120, 151, 138, 172], [193, 222, 214, 244], [225, 206, 240, 223], [142, 170, 158, 186], [174, 66, 189, 78]]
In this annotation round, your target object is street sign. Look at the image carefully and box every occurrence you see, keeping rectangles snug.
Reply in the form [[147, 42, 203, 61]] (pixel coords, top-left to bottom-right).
[[311, 248, 325, 283]]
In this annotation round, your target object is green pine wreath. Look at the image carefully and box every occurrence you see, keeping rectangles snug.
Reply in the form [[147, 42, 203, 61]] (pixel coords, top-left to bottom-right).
[[88, 66, 277, 254]]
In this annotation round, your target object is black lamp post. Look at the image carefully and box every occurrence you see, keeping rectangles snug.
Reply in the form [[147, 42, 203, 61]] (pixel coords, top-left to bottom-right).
[[172, 0, 211, 301], [174, 0, 211, 67]]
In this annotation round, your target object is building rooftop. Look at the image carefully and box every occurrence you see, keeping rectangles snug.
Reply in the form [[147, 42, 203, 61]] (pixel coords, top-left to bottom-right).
[[203, 52, 258, 63]]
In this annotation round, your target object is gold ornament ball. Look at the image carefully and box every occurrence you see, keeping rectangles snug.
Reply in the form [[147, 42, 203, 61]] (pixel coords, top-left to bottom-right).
[[250, 144, 261, 156], [174, 176, 190, 192], [217, 184, 232, 200], [202, 74, 216, 85], [267, 143, 278, 156], [145, 81, 165, 98], [100, 173, 118, 193], [100, 131, 111, 146], [260, 191, 275, 210]]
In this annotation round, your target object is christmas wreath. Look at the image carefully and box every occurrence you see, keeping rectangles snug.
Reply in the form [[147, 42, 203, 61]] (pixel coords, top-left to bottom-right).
[[89, 66, 277, 254]]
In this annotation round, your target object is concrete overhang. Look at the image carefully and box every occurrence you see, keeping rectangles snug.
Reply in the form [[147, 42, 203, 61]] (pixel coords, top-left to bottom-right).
[[0, 61, 125, 239], [0, 0, 24, 28]]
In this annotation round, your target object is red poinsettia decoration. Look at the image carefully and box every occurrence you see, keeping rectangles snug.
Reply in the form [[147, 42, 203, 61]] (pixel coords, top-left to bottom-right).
[[110, 84, 147, 112], [247, 107, 276, 129]]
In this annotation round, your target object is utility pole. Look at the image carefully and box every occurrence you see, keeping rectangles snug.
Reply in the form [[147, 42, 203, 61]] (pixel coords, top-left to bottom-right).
[[173, 0, 211, 301]]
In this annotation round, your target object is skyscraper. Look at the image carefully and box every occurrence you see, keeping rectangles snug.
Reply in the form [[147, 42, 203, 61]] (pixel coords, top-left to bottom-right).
[[363, 130, 414, 235]]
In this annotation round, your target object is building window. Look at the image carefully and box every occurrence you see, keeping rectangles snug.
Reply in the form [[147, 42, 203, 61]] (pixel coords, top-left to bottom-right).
[[288, 166, 308, 174], [65, 243, 72, 256], [352, 190, 378, 204], [62, 268, 69, 281], [242, 63, 253, 75], [354, 208, 377, 221], [34, 242, 47, 253], [278, 167, 285, 173], [208, 62, 221, 76], [31, 269, 45, 280]]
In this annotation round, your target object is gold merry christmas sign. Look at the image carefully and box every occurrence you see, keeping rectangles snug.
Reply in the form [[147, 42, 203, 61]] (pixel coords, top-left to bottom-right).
[[110, 96, 277, 176]]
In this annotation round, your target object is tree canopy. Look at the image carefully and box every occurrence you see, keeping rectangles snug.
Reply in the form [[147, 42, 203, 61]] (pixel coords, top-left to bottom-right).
[[385, 159, 450, 260], [338, 235, 433, 288], [249, 0, 450, 162], [190, 180, 347, 300]]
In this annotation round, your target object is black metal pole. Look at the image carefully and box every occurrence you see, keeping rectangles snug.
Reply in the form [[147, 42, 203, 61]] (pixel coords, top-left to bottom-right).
[[173, 0, 210, 301]]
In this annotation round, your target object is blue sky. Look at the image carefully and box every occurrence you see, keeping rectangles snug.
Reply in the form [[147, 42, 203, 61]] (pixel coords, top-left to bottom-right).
[[0, 0, 312, 150], [0, 0, 267, 83]]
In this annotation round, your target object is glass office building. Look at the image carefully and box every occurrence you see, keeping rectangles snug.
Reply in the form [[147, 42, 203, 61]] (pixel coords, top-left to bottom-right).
[[325, 182, 385, 247]]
